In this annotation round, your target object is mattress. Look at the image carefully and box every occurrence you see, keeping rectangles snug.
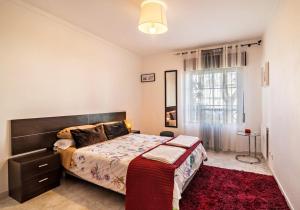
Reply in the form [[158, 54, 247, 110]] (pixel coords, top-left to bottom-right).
[[60, 133, 207, 210]]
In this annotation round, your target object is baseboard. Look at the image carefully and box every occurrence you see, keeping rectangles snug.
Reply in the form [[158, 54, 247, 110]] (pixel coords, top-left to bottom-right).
[[269, 164, 294, 210], [0, 191, 8, 199]]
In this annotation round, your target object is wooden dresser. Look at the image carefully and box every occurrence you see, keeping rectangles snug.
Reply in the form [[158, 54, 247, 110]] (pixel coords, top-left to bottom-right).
[[8, 150, 61, 203]]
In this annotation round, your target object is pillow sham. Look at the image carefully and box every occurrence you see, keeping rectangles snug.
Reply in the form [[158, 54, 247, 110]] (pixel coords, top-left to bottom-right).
[[103, 121, 129, 140], [57, 124, 96, 139], [53, 139, 75, 150], [71, 125, 107, 148]]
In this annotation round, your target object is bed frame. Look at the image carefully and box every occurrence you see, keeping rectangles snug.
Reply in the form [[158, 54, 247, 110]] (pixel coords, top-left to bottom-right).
[[11, 112, 126, 155], [10, 111, 201, 198]]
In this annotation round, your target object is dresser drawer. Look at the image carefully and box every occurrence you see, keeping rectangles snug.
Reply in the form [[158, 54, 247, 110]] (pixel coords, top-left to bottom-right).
[[22, 170, 61, 201], [21, 153, 60, 180]]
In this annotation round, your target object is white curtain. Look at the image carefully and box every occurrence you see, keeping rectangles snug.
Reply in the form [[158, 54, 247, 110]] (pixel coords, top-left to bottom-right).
[[182, 44, 247, 151], [184, 68, 244, 151]]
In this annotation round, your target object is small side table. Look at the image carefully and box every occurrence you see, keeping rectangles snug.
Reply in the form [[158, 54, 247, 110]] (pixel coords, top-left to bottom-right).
[[236, 131, 261, 164], [8, 150, 61, 202]]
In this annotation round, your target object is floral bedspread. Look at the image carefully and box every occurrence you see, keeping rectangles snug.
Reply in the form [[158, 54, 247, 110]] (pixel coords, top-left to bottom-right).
[[69, 133, 207, 210]]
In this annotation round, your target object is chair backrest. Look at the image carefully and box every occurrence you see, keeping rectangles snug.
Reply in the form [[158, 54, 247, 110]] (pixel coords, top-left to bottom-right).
[[160, 131, 174, 137]]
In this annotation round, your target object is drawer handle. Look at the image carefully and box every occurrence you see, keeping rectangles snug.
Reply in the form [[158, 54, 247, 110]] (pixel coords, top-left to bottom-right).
[[38, 178, 48, 183], [38, 163, 48, 168]]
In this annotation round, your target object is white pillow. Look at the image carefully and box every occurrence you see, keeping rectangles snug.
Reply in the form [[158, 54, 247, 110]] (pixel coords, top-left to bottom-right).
[[54, 139, 75, 150]]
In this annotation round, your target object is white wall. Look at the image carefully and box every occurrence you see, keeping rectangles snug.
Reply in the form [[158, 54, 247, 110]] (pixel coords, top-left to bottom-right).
[[262, 0, 300, 208], [0, 0, 142, 193], [141, 53, 183, 135], [242, 45, 263, 153], [141, 45, 263, 152]]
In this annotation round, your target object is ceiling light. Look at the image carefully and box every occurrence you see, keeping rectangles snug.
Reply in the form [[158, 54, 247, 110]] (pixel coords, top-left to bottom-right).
[[138, 0, 168, 35]]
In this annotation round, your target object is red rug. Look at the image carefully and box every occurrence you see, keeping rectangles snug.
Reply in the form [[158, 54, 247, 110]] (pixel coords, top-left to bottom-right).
[[180, 165, 289, 210]]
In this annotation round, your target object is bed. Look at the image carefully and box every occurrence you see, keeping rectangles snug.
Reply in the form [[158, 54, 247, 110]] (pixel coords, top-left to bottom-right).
[[58, 133, 207, 210], [10, 112, 207, 210]]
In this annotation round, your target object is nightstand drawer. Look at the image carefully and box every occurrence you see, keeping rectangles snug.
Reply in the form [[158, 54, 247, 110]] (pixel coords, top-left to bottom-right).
[[21, 154, 60, 180], [22, 170, 61, 201]]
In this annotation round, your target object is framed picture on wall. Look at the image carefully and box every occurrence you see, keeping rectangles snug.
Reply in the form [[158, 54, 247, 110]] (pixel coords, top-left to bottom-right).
[[262, 62, 269, 87], [141, 73, 155, 82]]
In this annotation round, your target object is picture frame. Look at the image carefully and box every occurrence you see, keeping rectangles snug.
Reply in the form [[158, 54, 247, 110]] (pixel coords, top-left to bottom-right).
[[141, 73, 155, 82], [262, 62, 269, 87]]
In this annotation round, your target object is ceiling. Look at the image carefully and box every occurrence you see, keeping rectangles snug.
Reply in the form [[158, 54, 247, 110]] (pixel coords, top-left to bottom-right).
[[22, 0, 279, 56]]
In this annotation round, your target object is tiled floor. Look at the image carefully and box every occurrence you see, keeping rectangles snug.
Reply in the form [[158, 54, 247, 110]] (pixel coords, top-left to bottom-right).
[[0, 150, 271, 210], [205, 150, 271, 175]]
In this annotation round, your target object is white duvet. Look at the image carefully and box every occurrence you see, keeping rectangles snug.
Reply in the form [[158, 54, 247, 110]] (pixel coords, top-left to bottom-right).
[[69, 134, 207, 210]]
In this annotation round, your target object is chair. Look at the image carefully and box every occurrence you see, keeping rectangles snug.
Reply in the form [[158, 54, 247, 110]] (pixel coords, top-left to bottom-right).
[[160, 131, 174, 137]]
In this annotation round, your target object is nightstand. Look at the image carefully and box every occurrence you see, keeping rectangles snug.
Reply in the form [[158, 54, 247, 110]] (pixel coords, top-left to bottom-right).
[[8, 150, 61, 203], [131, 130, 141, 134]]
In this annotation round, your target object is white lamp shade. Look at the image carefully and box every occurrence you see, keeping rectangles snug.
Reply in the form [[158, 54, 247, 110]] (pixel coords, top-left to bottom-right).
[[138, 0, 168, 34]]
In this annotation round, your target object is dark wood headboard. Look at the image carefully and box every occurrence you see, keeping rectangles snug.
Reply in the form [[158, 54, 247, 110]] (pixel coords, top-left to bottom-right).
[[11, 112, 126, 155]]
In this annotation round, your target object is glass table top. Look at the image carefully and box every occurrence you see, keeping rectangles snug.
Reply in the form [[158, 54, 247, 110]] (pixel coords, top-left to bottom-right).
[[237, 131, 260, 136]]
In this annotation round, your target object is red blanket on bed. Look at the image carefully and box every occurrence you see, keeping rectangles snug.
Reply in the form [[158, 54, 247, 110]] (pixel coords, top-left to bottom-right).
[[125, 140, 202, 210]]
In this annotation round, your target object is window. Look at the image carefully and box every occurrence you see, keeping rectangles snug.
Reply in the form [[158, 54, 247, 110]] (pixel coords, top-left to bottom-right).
[[185, 68, 243, 125]]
